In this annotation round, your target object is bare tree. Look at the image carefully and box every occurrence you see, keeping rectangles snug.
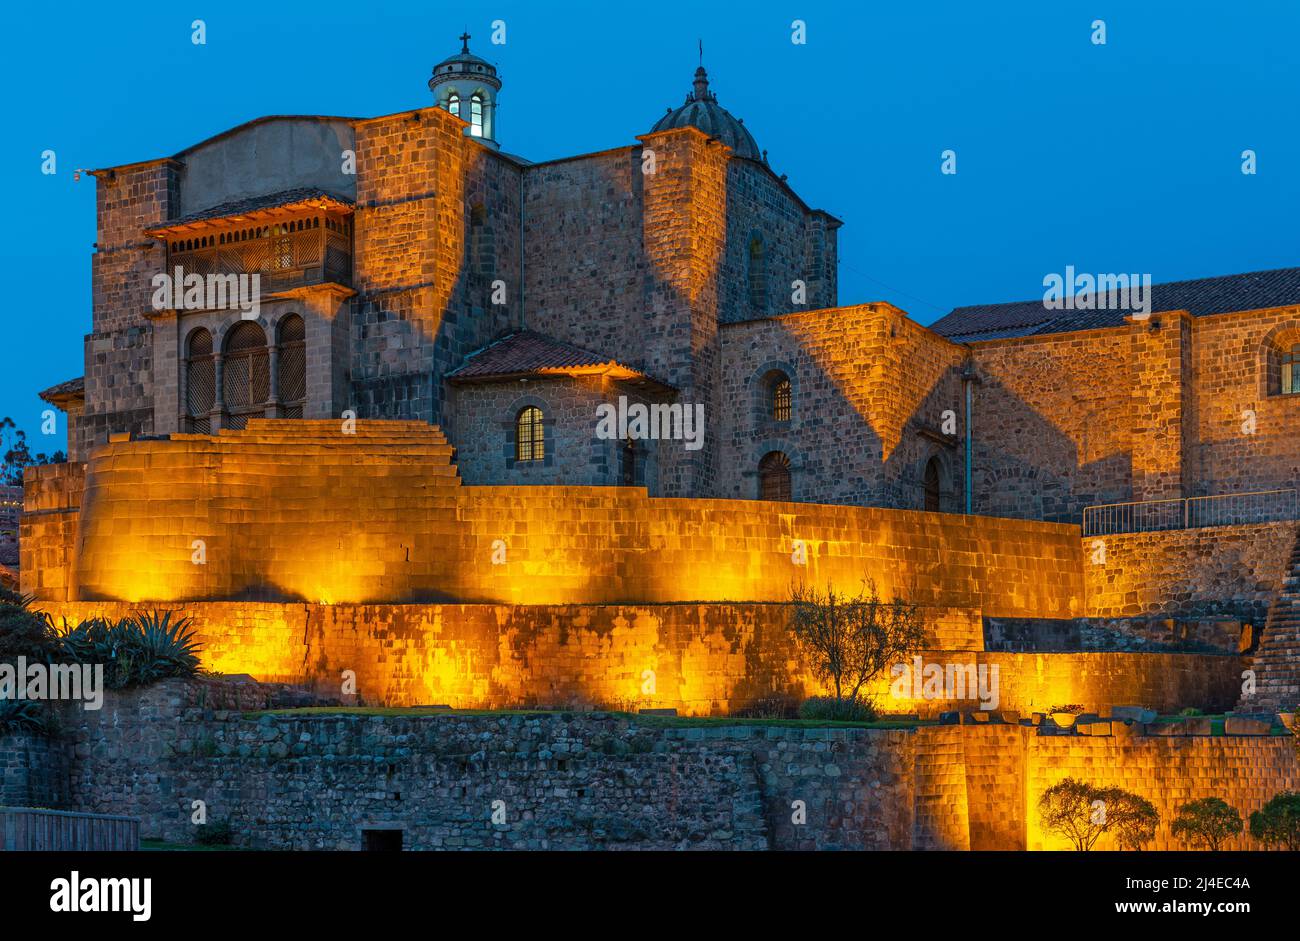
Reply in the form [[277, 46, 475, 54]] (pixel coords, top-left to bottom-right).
[[788, 580, 924, 713]]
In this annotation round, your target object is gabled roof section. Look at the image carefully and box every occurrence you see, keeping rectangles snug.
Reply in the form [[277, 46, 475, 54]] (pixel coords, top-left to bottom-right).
[[930, 266, 1300, 342], [145, 187, 354, 237], [39, 376, 85, 408], [448, 331, 674, 390]]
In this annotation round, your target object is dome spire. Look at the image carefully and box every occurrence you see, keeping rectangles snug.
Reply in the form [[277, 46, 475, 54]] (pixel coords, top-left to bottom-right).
[[429, 34, 502, 149], [649, 53, 760, 160]]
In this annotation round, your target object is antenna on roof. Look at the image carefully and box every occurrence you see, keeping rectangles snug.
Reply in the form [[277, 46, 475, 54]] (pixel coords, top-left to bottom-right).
[[699, 39, 703, 66]]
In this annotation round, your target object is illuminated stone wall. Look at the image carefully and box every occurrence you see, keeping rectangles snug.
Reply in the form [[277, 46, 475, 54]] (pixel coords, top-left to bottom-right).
[[1189, 307, 1300, 497], [35, 601, 1239, 717], [1083, 521, 1296, 624], [969, 327, 1137, 522], [1023, 732, 1300, 851], [350, 106, 521, 424], [717, 304, 968, 509], [36, 421, 1084, 610], [18, 463, 85, 602]]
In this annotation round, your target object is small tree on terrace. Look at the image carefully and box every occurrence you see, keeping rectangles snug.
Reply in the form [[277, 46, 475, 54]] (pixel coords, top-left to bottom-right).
[[1038, 778, 1109, 851], [1104, 788, 1161, 851], [1249, 792, 1300, 851], [1171, 797, 1243, 851], [1038, 779, 1159, 850], [788, 580, 924, 717]]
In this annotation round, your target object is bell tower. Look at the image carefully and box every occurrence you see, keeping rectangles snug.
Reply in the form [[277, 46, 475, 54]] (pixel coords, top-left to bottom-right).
[[428, 33, 502, 149]]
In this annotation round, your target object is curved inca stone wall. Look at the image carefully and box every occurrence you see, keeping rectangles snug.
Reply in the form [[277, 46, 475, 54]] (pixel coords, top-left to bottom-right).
[[30, 420, 1084, 614], [37, 601, 1243, 717]]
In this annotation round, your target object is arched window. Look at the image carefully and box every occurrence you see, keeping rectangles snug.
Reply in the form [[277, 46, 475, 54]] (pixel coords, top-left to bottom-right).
[[771, 375, 792, 422], [447, 92, 460, 117], [1281, 344, 1300, 395], [222, 321, 269, 430], [758, 451, 791, 501], [185, 327, 215, 434], [923, 457, 942, 512], [748, 236, 767, 312], [277, 314, 306, 419], [470, 94, 484, 137], [516, 406, 544, 462]]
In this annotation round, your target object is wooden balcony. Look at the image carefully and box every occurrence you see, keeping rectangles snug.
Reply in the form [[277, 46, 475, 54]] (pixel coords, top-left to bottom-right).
[[162, 213, 353, 295]]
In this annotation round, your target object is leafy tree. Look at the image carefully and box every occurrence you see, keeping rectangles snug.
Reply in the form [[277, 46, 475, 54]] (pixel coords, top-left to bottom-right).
[[0, 416, 65, 487], [1039, 778, 1108, 851], [1171, 797, 1243, 850], [1249, 792, 1300, 850], [788, 580, 923, 716], [1104, 787, 1161, 851], [1038, 779, 1159, 850]]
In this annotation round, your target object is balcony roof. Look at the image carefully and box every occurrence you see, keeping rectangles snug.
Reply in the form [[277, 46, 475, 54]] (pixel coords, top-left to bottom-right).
[[145, 187, 354, 238]]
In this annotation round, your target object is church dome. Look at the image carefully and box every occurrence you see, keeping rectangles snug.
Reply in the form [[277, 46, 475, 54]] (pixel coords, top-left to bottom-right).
[[650, 66, 761, 161], [429, 33, 502, 148]]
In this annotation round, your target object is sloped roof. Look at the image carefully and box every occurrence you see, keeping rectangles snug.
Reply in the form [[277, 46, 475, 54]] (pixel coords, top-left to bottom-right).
[[930, 266, 1300, 342], [448, 331, 673, 388], [39, 376, 85, 406], [145, 187, 353, 236]]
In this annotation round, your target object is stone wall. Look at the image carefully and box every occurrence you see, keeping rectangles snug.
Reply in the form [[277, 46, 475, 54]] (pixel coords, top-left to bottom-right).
[[36, 421, 1085, 612], [718, 304, 967, 509], [1083, 522, 1297, 624], [350, 106, 520, 426], [30, 680, 1299, 851], [1024, 732, 1300, 851], [445, 374, 667, 491], [54, 681, 923, 851], [970, 328, 1136, 522], [0, 733, 67, 808], [34, 601, 1241, 717], [18, 463, 85, 602], [1190, 307, 1300, 497]]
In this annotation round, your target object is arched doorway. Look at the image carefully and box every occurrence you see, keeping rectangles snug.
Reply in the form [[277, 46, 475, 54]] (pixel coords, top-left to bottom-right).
[[923, 457, 942, 512], [759, 451, 792, 501]]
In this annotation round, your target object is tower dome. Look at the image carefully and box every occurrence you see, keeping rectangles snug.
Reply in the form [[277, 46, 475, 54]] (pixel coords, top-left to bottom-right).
[[650, 65, 761, 161], [429, 32, 502, 149]]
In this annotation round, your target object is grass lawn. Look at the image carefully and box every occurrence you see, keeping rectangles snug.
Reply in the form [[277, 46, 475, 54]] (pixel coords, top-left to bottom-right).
[[140, 839, 236, 851], [244, 705, 930, 729]]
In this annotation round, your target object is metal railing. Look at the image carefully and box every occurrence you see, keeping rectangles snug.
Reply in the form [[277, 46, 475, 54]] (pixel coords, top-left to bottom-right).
[[1082, 488, 1298, 536]]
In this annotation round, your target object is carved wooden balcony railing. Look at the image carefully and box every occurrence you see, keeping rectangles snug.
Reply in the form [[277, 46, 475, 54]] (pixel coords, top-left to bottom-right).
[[164, 214, 352, 294]]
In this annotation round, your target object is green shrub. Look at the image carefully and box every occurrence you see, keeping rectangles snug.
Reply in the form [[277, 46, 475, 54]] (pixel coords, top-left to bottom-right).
[[1179, 707, 1204, 717], [0, 698, 50, 736], [0, 599, 60, 664], [194, 820, 233, 846], [798, 695, 877, 722], [1171, 797, 1243, 850], [58, 610, 202, 689], [1249, 791, 1300, 850]]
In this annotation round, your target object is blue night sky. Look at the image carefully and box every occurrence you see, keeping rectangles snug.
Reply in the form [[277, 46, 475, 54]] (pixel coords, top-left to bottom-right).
[[4, 0, 1299, 450]]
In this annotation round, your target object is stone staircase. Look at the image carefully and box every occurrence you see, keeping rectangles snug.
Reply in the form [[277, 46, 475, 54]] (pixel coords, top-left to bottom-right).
[[224, 419, 462, 486], [1237, 526, 1300, 713]]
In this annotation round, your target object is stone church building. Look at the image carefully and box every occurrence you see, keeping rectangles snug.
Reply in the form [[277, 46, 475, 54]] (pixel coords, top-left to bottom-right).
[[43, 37, 1300, 525]]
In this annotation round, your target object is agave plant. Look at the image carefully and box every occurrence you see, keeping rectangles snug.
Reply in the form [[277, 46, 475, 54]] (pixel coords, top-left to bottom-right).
[[125, 610, 203, 685], [0, 698, 49, 735], [56, 611, 202, 688]]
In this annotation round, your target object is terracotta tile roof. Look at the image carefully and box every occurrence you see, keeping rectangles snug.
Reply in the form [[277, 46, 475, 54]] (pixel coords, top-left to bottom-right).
[[930, 266, 1300, 342], [448, 331, 673, 387], [39, 376, 85, 405], [146, 187, 353, 235]]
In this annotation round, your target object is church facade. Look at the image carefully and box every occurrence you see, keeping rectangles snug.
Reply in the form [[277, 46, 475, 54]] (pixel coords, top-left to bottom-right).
[[45, 38, 1300, 525]]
